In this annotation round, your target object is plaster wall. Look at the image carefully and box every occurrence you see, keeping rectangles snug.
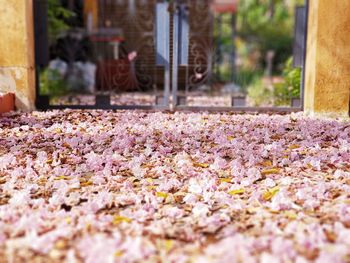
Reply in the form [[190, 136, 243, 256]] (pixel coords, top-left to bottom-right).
[[304, 0, 350, 118], [0, 0, 35, 111]]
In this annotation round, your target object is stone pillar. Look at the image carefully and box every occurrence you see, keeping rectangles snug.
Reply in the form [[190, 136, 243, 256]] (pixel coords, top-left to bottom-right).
[[0, 0, 36, 111], [304, 0, 350, 118]]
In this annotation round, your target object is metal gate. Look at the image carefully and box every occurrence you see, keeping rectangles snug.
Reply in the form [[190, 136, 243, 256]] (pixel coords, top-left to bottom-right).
[[34, 0, 308, 111], [169, 0, 308, 111], [35, 0, 170, 110]]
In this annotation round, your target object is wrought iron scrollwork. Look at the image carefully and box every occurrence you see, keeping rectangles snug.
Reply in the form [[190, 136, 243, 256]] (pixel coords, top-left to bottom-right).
[[187, 0, 218, 90], [97, 0, 157, 92]]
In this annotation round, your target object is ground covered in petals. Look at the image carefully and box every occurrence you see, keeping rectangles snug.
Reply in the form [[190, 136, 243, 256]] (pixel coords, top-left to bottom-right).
[[0, 110, 350, 263]]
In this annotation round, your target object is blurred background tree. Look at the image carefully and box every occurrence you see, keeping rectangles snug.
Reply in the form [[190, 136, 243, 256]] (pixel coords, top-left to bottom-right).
[[230, 0, 305, 106], [273, 57, 301, 106], [40, 0, 75, 96], [237, 0, 304, 74], [47, 0, 75, 43]]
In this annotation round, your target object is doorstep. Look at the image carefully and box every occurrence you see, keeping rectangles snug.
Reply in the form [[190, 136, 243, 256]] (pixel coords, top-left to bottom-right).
[[0, 92, 15, 114]]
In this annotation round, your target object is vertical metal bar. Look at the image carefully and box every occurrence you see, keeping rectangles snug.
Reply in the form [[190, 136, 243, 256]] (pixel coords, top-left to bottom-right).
[[178, 4, 189, 66], [185, 57, 189, 100], [216, 14, 222, 80], [33, 0, 49, 109], [68, 0, 74, 11], [155, 3, 170, 107], [164, 7, 170, 108], [156, 3, 170, 66], [184, 2, 190, 103], [293, 6, 306, 68], [231, 13, 237, 82], [292, 3, 307, 109], [33, 0, 49, 68], [164, 63, 171, 107], [301, 0, 309, 111], [172, 3, 180, 109]]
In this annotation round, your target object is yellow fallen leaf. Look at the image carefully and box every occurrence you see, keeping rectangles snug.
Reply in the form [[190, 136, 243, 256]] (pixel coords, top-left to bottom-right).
[[262, 191, 273, 201], [173, 192, 186, 203], [228, 189, 245, 195], [79, 178, 88, 183], [146, 178, 153, 184], [284, 210, 297, 220], [164, 239, 173, 252], [128, 177, 139, 183], [46, 159, 53, 164], [220, 178, 232, 183], [227, 136, 235, 141], [114, 250, 124, 257], [54, 239, 68, 250], [65, 217, 71, 224], [194, 162, 210, 168], [247, 207, 259, 214], [54, 175, 71, 180], [0, 177, 6, 184], [261, 160, 273, 167], [156, 192, 168, 199], [80, 181, 93, 187], [288, 144, 300, 150], [262, 186, 280, 201], [37, 178, 47, 185], [113, 215, 132, 225], [261, 168, 280, 176]]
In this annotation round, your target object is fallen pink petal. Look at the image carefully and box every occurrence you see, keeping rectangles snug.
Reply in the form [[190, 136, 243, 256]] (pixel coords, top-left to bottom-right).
[[0, 110, 349, 262]]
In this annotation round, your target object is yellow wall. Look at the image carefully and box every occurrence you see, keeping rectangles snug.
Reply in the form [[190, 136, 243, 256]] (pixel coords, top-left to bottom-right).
[[304, 0, 350, 118], [0, 0, 35, 111]]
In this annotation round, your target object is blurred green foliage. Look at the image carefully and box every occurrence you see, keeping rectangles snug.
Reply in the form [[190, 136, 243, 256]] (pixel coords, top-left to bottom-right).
[[47, 0, 75, 43], [273, 57, 301, 106], [214, 0, 304, 99], [247, 78, 273, 107], [235, 69, 263, 93], [237, 0, 304, 74], [39, 68, 68, 96], [235, 0, 304, 105], [247, 57, 301, 107], [40, 0, 74, 96]]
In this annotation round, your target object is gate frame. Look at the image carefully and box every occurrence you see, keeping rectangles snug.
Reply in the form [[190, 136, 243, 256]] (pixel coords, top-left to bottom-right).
[[34, 0, 308, 113]]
